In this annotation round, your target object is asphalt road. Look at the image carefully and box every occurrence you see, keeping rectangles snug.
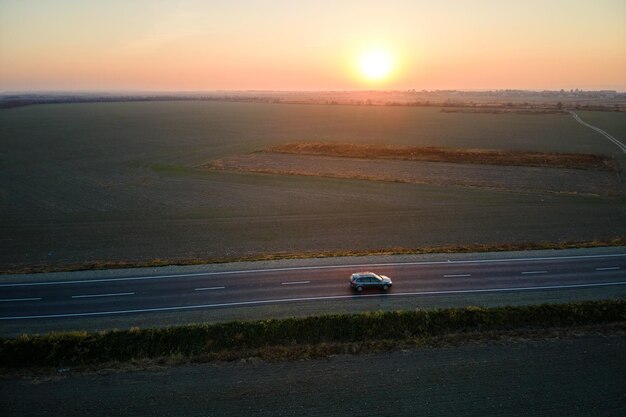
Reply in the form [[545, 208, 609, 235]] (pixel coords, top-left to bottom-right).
[[1, 252, 625, 324]]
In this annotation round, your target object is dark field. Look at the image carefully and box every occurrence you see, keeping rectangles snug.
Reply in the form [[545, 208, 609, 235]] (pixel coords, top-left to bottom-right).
[[1, 101, 624, 270], [2, 334, 625, 417]]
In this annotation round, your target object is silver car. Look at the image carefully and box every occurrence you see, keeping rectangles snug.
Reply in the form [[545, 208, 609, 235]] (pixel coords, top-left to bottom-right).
[[349, 272, 392, 292]]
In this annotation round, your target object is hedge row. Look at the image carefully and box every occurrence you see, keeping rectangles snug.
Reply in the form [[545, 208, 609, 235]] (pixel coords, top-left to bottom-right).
[[1, 299, 625, 368]]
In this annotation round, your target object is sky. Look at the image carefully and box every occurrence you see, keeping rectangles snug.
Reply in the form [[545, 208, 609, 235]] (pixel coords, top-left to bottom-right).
[[0, 0, 624, 92]]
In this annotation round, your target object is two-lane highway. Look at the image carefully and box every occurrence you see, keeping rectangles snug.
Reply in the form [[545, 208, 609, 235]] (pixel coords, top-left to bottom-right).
[[1, 252, 625, 322]]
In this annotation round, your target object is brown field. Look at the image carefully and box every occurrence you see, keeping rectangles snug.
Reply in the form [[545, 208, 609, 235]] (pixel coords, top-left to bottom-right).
[[210, 152, 624, 196], [266, 142, 618, 171], [440, 108, 567, 115]]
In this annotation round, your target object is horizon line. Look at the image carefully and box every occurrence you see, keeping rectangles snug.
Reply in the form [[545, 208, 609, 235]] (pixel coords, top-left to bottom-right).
[[2, 88, 625, 95]]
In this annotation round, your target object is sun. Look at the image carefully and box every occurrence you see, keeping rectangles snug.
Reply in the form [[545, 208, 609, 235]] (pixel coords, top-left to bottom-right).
[[358, 49, 394, 81]]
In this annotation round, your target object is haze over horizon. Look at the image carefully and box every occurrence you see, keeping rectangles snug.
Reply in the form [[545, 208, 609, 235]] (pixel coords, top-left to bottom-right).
[[1, 0, 624, 92]]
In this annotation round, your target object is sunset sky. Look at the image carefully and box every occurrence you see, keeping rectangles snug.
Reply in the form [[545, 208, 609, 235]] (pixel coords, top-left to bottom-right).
[[0, 0, 624, 92]]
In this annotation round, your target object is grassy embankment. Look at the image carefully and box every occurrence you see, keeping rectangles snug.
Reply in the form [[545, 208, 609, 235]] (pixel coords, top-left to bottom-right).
[[266, 142, 618, 172], [2, 238, 625, 275], [1, 300, 624, 370]]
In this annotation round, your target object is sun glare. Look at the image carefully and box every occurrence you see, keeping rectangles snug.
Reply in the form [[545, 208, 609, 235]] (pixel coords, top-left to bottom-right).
[[358, 49, 393, 81]]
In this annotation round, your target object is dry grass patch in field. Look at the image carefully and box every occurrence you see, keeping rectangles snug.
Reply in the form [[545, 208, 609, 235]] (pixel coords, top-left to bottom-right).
[[440, 108, 568, 115], [266, 142, 617, 172], [209, 152, 623, 196]]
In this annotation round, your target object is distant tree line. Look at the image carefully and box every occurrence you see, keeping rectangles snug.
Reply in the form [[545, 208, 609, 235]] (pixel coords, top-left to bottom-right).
[[1, 92, 624, 112]]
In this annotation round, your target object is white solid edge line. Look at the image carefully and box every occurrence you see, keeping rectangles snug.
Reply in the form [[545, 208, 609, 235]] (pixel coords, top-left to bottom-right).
[[595, 267, 620, 271], [2, 280, 625, 320], [0, 297, 42, 303], [71, 292, 135, 299], [281, 281, 311, 285], [1, 253, 624, 288], [443, 274, 471, 278], [194, 286, 226, 291], [521, 271, 548, 275]]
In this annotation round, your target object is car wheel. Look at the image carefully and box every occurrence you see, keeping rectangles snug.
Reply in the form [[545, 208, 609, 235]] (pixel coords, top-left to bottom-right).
[[382, 284, 389, 291], [356, 286, 363, 292]]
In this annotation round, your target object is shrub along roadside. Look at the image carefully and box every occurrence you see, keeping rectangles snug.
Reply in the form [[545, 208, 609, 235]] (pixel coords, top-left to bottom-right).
[[1, 300, 625, 369]]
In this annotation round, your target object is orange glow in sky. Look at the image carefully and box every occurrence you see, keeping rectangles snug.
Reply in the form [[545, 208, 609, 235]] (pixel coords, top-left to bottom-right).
[[0, 0, 624, 91]]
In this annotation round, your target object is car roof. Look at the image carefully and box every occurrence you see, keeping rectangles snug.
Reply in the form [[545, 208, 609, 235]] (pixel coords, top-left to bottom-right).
[[351, 272, 377, 278]]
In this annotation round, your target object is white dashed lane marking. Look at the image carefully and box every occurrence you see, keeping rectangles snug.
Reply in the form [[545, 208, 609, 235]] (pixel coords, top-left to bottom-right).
[[0, 297, 42, 303], [71, 292, 135, 299]]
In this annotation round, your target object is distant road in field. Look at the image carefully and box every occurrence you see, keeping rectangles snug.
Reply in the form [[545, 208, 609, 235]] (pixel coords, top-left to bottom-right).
[[568, 110, 626, 154], [1, 250, 625, 331]]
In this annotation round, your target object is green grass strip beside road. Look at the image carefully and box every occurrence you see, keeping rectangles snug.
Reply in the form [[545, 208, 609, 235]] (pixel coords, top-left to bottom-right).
[[1, 300, 625, 369]]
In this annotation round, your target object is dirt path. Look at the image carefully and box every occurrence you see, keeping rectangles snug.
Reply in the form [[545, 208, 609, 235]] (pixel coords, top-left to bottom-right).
[[568, 111, 626, 155], [2, 334, 625, 417]]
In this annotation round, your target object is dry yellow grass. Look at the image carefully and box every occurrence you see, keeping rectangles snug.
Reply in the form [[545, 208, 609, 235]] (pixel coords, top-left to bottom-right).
[[440, 108, 567, 115], [266, 142, 617, 172], [2, 238, 624, 275]]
